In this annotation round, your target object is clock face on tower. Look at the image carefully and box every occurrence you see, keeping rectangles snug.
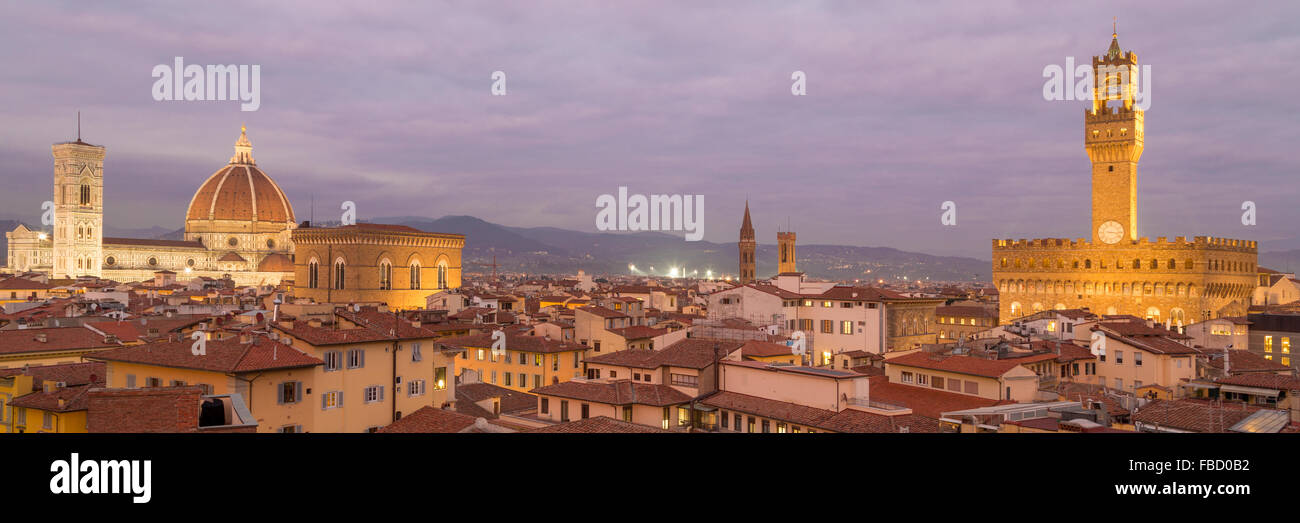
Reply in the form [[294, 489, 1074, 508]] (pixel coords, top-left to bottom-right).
[[1098, 221, 1125, 244]]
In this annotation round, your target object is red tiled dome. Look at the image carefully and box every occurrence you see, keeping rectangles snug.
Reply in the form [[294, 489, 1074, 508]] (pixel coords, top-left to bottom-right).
[[257, 253, 294, 272], [185, 127, 295, 224]]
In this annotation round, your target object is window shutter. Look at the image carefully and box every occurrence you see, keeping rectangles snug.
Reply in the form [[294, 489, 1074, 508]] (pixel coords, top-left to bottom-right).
[[379, 385, 385, 401], [276, 382, 284, 405], [338, 391, 344, 407], [321, 392, 328, 410], [360, 349, 365, 368], [295, 382, 303, 402]]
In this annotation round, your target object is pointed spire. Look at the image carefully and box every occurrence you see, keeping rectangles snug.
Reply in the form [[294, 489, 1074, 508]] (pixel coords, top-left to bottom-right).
[[740, 200, 755, 240], [1107, 18, 1122, 59], [229, 124, 256, 165]]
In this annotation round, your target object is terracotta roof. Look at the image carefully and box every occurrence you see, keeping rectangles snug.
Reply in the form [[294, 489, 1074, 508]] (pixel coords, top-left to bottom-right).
[[1198, 348, 1290, 373], [1094, 325, 1199, 355], [378, 406, 479, 433], [867, 376, 1005, 418], [335, 307, 452, 340], [1095, 320, 1192, 340], [585, 339, 744, 370], [456, 382, 537, 415], [577, 305, 628, 319], [815, 286, 910, 301], [611, 285, 656, 294], [0, 362, 106, 388], [527, 416, 671, 433], [886, 352, 1027, 378], [102, 237, 205, 249], [1215, 373, 1300, 391], [532, 379, 692, 406], [9, 383, 93, 412], [1133, 399, 1265, 433], [218, 251, 247, 262], [701, 390, 937, 433], [87, 335, 321, 373], [84, 316, 207, 343], [605, 325, 668, 340], [0, 327, 120, 355], [739, 340, 796, 358], [0, 278, 54, 290], [702, 390, 835, 427]]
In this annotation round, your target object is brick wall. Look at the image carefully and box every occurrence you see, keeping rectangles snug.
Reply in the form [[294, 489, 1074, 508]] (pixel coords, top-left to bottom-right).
[[87, 386, 205, 433]]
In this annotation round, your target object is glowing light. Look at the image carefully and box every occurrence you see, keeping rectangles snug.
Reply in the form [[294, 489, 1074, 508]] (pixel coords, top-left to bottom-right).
[[628, 264, 637, 272], [37, 233, 47, 240], [706, 270, 713, 278]]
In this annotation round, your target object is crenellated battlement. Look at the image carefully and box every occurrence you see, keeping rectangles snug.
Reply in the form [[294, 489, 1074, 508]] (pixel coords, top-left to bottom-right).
[[992, 236, 1257, 253], [1084, 104, 1142, 121]]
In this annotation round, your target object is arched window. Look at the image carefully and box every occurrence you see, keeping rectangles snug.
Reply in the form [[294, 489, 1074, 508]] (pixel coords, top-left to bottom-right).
[[308, 259, 319, 289], [77, 225, 84, 241], [437, 261, 448, 290], [410, 262, 421, 289], [80, 185, 91, 205], [1151, 259, 1158, 270], [1170, 308, 1186, 326], [1167, 259, 1175, 269], [379, 260, 392, 290], [86, 226, 93, 240], [1084, 259, 1092, 269], [1132, 258, 1141, 269], [1010, 302, 1022, 316], [334, 259, 346, 289], [1146, 307, 1161, 321]]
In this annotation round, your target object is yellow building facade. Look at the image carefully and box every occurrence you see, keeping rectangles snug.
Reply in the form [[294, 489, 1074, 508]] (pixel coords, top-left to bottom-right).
[[292, 224, 464, 311]]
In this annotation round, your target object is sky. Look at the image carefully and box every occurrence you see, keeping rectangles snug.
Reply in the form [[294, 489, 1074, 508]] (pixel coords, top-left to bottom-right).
[[0, 0, 1297, 258]]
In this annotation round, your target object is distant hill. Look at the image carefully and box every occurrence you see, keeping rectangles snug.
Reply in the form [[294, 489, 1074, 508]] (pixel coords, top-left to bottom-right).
[[0, 214, 993, 281], [377, 215, 992, 282]]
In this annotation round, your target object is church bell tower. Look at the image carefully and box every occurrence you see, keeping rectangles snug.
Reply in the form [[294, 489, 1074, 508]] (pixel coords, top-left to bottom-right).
[[738, 201, 756, 284], [1086, 27, 1144, 245], [51, 128, 105, 278]]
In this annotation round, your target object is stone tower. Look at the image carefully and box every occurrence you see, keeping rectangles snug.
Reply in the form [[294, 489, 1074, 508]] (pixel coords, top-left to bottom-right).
[[777, 231, 797, 274], [738, 201, 756, 284], [52, 136, 106, 278], [1087, 29, 1144, 245]]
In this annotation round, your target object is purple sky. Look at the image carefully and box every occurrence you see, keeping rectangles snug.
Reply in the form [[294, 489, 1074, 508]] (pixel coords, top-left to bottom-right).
[[1, 1, 1297, 258]]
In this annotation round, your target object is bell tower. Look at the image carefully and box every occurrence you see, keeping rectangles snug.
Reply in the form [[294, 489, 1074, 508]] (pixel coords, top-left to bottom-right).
[[738, 201, 756, 284], [51, 125, 105, 279], [1086, 26, 1143, 245], [777, 231, 797, 274]]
